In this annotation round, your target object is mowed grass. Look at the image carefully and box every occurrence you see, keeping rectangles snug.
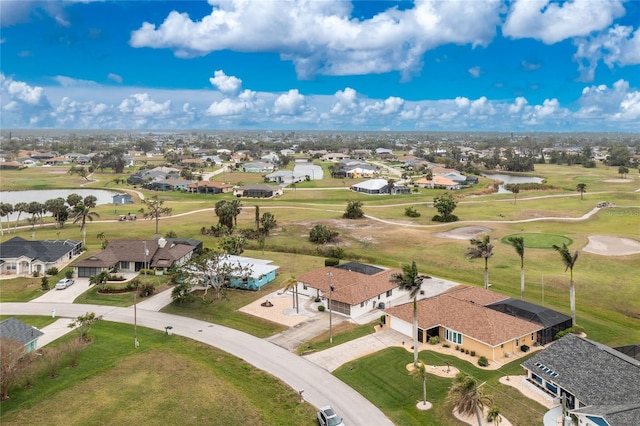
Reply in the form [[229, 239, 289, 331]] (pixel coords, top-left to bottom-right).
[[0, 321, 316, 426], [501, 233, 573, 248], [334, 347, 546, 426]]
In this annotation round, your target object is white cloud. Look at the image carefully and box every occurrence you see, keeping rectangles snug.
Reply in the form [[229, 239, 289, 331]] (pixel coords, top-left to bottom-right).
[[53, 75, 100, 87], [130, 0, 502, 79], [521, 60, 542, 71], [468, 66, 481, 78], [509, 97, 528, 114], [209, 70, 242, 96], [118, 93, 171, 117], [273, 89, 306, 115], [576, 79, 640, 122], [503, 0, 625, 44], [574, 25, 640, 81], [330, 87, 360, 115], [108, 73, 123, 84], [1, 73, 53, 126]]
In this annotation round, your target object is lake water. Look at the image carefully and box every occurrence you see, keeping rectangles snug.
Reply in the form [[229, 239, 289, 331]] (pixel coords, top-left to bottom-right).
[[0, 189, 122, 220], [483, 173, 543, 194]]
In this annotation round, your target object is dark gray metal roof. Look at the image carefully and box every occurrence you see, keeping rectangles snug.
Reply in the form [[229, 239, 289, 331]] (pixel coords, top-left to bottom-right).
[[0, 236, 80, 262], [522, 334, 640, 420], [0, 317, 44, 346]]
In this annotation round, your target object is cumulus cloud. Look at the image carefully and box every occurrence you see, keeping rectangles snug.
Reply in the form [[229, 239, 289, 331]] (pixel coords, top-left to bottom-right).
[[576, 79, 640, 122], [130, 0, 502, 79], [503, 0, 625, 44], [509, 97, 528, 114], [118, 93, 171, 117], [468, 66, 481, 78], [273, 89, 306, 115], [209, 70, 242, 96], [574, 25, 640, 81]]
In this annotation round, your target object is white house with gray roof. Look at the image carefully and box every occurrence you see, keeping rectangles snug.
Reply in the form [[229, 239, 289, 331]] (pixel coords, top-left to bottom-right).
[[522, 333, 640, 426]]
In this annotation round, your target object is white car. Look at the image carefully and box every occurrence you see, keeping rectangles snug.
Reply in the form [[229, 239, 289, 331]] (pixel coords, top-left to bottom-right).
[[55, 278, 75, 290], [317, 406, 344, 426]]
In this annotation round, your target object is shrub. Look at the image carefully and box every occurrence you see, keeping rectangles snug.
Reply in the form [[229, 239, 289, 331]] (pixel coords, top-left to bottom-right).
[[46, 267, 59, 276], [310, 224, 339, 244], [40, 276, 49, 290], [443, 343, 450, 348], [380, 315, 386, 325], [317, 305, 325, 312], [32, 270, 40, 277], [314, 297, 321, 303], [470, 351, 476, 357], [65, 270, 74, 279], [465, 349, 470, 355], [478, 356, 489, 367], [428, 336, 440, 345], [455, 345, 460, 351], [404, 207, 421, 218], [138, 282, 155, 298], [325, 258, 340, 267], [555, 324, 585, 340]]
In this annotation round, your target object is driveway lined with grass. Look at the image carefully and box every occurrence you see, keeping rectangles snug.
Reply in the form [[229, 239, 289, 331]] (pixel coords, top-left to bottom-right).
[[0, 301, 393, 426]]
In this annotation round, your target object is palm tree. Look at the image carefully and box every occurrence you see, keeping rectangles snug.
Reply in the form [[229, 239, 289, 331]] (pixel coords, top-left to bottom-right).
[[410, 360, 429, 407], [71, 196, 100, 246], [512, 184, 520, 205], [390, 260, 423, 365], [487, 406, 502, 425], [230, 199, 242, 227], [13, 202, 28, 233], [507, 236, 525, 299], [576, 183, 587, 200], [448, 373, 492, 426], [282, 275, 299, 314], [465, 235, 494, 290], [0, 202, 13, 236], [89, 270, 110, 291], [553, 243, 579, 326]]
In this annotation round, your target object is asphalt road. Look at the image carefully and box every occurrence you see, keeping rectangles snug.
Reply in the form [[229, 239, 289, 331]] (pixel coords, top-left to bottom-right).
[[1, 302, 393, 426]]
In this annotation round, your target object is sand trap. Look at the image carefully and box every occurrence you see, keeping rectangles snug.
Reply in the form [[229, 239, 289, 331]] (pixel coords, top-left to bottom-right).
[[603, 178, 633, 183], [434, 226, 491, 240], [583, 235, 640, 256]]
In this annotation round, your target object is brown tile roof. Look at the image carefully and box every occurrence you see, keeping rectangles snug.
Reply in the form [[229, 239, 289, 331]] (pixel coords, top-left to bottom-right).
[[297, 266, 400, 305], [386, 287, 540, 346], [446, 286, 510, 305], [188, 181, 233, 189]]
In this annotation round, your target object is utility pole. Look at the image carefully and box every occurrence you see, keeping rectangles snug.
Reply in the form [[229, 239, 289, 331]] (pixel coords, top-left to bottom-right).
[[328, 272, 334, 345]]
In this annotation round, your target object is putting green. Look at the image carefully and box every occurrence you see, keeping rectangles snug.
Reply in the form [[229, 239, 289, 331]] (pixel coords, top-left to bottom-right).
[[502, 233, 573, 249]]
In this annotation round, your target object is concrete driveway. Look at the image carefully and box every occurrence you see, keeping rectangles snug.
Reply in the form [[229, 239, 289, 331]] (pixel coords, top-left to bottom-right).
[[31, 277, 92, 303]]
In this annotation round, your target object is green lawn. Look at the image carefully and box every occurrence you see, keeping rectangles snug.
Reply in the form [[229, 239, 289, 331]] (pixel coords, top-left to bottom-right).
[[0, 321, 316, 426]]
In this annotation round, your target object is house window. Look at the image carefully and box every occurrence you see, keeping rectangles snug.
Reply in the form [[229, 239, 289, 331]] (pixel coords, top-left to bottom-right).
[[119, 261, 128, 270], [302, 283, 308, 290], [386, 289, 393, 297], [242, 277, 249, 284], [516, 339, 519, 347], [445, 328, 462, 345], [6, 263, 16, 271], [360, 302, 364, 308], [378, 295, 381, 300]]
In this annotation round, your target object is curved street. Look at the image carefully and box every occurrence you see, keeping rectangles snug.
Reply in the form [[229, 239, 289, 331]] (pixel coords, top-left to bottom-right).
[[0, 301, 393, 426]]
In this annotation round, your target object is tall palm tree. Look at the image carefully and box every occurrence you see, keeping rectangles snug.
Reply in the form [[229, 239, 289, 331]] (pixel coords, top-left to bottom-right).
[[465, 235, 494, 290], [13, 202, 28, 233], [410, 360, 429, 407], [448, 373, 492, 426], [512, 184, 520, 205], [282, 275, 299, 314], [487, 406, 502, 425], [553, 243, 579, 326], [230, 199, 242, 227], [507, 236, 525, 299], [71, 196, 100, 246], [0, 203, 13, 236], [576, 183, 587, 200], [390, 260, 423, 365]]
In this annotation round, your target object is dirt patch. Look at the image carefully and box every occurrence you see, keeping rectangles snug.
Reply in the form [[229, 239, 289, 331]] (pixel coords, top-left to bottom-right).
[[433, 226, 492, 240], [583, 235, 640, 256]]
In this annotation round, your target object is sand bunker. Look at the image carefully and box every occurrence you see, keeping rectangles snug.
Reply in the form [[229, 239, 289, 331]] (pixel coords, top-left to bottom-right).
[[583, 235, 640, 256], [434, 226, 491, 240], [603, 178, 633, 183]]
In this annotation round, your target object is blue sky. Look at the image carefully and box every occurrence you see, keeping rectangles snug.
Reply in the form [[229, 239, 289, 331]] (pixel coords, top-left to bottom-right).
[[1, 0, 639, 131]]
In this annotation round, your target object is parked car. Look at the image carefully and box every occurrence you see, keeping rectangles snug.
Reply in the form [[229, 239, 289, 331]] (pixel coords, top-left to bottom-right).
[[55, 278, 75, 290], [317, 406, 344, 426]]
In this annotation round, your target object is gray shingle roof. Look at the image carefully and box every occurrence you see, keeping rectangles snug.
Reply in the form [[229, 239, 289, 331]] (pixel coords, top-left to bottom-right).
[[0, 236, 80, 262], [0, 317, 44, 346], [522, 334, 640, 418]]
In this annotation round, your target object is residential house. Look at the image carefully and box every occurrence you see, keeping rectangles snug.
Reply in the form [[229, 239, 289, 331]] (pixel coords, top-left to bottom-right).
[[126, 166, 180, 185], [350, 179, 389, 195], [242, 161, 275, 173], [16, 157, 37, 167], [375, 148, 394, 156], [0, 236, 82, 276], [264, 170, 307, 184], [43, 156, 68, 166], [187, 180, 233, 194], [145, 178, 194, 191], [0, 317, 44, 353], [218, 255, 279, 290], [233, 184, 283, 198], [522, 334, 640, 426], [201, 155, 223, 165], [385, 287, 542, 361], [71, 238, 202, 277], [414, 176, 460, 190], [321, 152, 350, 161], [112, 193, 134, 205], [261, 153, 280, 164], [181, 158, 205, 168], [295, 262, 405, 318], [0, 161, 21, 170]]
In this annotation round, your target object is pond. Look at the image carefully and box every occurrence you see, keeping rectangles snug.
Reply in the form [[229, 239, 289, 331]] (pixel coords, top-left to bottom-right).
[[0, 189, 123, 220], [483, 173, 543, 194]]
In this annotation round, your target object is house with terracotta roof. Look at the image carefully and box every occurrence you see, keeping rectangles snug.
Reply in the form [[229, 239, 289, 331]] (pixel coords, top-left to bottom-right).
[[187, 180, 233, 194], [522, 334, 640, 426], [295, 262, 405, 318], [413, 176, 460, 190], [71, 238, 202, 277], [385, 287, 542, 361]]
